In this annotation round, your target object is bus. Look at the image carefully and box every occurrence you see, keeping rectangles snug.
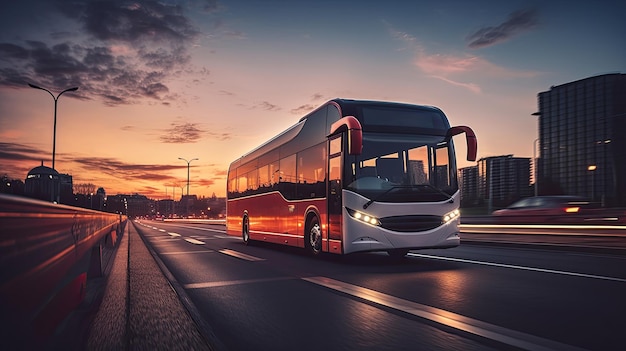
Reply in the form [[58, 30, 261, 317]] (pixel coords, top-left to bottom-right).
[[226, 99, 477, 257]]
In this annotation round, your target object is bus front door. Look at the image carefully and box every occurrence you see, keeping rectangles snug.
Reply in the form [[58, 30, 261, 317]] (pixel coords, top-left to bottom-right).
[[327, 136, 343, 254]]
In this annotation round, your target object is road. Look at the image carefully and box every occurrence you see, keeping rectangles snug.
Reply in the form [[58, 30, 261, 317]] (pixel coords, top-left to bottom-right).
[[133, 220, 626, 351]]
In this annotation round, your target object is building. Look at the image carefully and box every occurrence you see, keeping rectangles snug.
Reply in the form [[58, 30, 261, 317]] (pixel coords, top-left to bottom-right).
[[458, 165, 478, 206], [23, 162, 74, 204], [107, 194, 154, 217], [534, 73, 626, 206], [477, 155, 532, 208]]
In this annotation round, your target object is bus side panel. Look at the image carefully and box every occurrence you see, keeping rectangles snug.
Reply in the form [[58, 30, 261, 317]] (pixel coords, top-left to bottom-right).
[[226, 199, 242, 237], [228, 194, 327, 249]]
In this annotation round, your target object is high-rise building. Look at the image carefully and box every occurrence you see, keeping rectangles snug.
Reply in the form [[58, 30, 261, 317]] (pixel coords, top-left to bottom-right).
[[476, 155, 532, 208], [458, 165, 478, 206], [534, 73, 626, 206]]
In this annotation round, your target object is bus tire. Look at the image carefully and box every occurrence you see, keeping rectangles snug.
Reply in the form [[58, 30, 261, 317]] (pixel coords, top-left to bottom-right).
[[305, 216, 322, 256], [242, 214, 252, 245]]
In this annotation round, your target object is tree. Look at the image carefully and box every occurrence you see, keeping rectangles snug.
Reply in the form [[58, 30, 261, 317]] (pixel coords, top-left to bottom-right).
[[74, 182, 97, 195]]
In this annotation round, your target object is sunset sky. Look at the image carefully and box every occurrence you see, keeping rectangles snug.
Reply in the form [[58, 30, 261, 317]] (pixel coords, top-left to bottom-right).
[[1, 0, 624, 199]]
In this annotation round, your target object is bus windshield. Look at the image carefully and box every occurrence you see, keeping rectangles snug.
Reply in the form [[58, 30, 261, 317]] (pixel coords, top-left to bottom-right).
[[346, 132, 458, 203]]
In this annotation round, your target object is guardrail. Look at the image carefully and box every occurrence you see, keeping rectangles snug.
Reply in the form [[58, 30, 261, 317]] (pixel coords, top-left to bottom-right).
[[0, 194, 127, 348]]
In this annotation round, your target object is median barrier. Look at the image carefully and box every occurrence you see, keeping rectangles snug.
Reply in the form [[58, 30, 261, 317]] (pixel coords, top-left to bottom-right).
[[0, 194, 126, 349]]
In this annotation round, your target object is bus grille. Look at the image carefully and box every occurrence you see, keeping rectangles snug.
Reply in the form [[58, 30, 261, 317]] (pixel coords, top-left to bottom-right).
[[379, 215, 443, 232]]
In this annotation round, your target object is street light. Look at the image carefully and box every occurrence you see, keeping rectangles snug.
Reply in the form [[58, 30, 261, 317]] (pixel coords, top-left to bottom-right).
[[533, 138, 539, 196], [587, 165, 597, 201], [178, 157, 198, 196], [29, 83, 79, 170], [532, 111, 541, 197]]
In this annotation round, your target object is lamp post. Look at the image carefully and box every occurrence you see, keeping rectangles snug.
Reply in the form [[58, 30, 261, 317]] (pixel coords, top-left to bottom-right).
[[28, 84, 79, 170], [531, 111, 541, 197], [533, 138, 539, 196], [178, 157, 198, 196], [587, 165, 596, 201]]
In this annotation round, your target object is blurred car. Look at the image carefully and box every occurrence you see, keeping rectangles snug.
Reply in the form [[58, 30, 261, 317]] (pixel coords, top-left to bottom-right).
[[492, 196, 595, 223]]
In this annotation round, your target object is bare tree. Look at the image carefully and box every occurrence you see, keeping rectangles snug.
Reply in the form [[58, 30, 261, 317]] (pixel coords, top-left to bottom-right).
[[74, 183, 97, 195]]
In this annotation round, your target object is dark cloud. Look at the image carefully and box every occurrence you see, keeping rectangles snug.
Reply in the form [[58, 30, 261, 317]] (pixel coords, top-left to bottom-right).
[[311, 93, 325, 101], [290, 104, 317, 115], [55, 0, 199, 45], [207, 131, 231, 141], [0, 0, 206, 106], [0, 141, 219, 197], [195, 178, 216, 187], [257, 101, 281, 111], [0, 142, 47, 162], [0, 43, 29, 60], [160, 122, 206, 143], [466, 9, 538, 49], [200, 0, 220, 13]]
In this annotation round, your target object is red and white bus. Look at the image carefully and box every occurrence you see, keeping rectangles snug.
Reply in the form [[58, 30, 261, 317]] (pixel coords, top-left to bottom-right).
[[226, 99, 477, 257]]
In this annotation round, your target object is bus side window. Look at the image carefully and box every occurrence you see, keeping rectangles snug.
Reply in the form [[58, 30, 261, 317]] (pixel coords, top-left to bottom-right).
[[279, 154, 297, 199], [297, 143, 326, 199]]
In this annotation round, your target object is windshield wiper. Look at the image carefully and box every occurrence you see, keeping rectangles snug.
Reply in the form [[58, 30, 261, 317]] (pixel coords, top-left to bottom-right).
[[416, 184, 454, 203], [362, 184, 452, 209], [363, 185, 411, 209]]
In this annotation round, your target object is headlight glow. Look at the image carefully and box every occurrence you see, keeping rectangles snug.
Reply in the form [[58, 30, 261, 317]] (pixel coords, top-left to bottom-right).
[[347, 208, 380, 226], [443, 209, 460, 223]]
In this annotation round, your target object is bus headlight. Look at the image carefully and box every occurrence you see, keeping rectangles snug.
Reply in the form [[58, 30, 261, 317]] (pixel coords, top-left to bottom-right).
[[443, 209, 460, 223], [346, 208, 380, 226]]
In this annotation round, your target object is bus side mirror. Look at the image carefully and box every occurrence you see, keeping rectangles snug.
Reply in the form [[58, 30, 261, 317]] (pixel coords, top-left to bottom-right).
[[329, 116, 362, 155], [447, 126, 477, 161]]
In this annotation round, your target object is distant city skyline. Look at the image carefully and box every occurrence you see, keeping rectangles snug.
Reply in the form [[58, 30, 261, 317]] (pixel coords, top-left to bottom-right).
[[1, 0, 624, 198]]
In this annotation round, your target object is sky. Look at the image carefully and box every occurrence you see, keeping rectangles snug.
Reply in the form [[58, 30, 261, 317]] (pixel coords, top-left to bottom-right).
[[0, 0, 624, 199]]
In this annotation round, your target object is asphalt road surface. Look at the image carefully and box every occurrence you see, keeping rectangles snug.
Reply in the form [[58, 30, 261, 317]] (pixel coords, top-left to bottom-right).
[[133, 220, 626, 351]]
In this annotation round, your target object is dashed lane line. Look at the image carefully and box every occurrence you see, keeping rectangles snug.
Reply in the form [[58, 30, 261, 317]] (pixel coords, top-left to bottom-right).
[[218, 249, 265, 261], [303, 276, 584, 351], [184, 277, 293, 289], [161, 250, 215, 255], [185, 238, 206, 245]]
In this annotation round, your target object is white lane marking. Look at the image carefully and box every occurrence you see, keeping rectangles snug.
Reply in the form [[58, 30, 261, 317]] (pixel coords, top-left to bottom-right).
[[184, 277, 292, 289], [191, 236, 212, 240], [218, 249, 264, 261], [158, 229, 166, 232], [150, 237, 180, 242], [161, 250, 214, 255], [214, 235, 233, 239], [304, 276, 584, 351], [184, 238, 205, 245], [162, 224, 225, 234], [408, 253, 626, 283], [168, 232, 181, 237]]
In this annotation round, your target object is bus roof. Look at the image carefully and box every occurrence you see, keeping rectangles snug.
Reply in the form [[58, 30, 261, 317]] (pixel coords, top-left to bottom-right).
[[230, 99, 448, 169], [328, 98, 445, 119]]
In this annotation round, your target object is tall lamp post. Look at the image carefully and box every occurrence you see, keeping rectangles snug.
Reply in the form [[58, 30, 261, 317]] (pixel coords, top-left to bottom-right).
[[532, 111, 541, 197], [587, 165, 597, 201], [29, 83, 79, 170], [178, 157, 199, 196], [533, 138, 539, 196]]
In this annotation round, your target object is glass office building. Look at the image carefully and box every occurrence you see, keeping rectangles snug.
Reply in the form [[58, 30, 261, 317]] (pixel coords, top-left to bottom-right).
[[535, 73, 626, 206], [477, 155, 532, 208]]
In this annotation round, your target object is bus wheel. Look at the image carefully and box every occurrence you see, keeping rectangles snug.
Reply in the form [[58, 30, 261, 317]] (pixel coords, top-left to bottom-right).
[[387, 249, 409, 259], [242, 214, 251, 245], [305, 216, 322, 256]]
